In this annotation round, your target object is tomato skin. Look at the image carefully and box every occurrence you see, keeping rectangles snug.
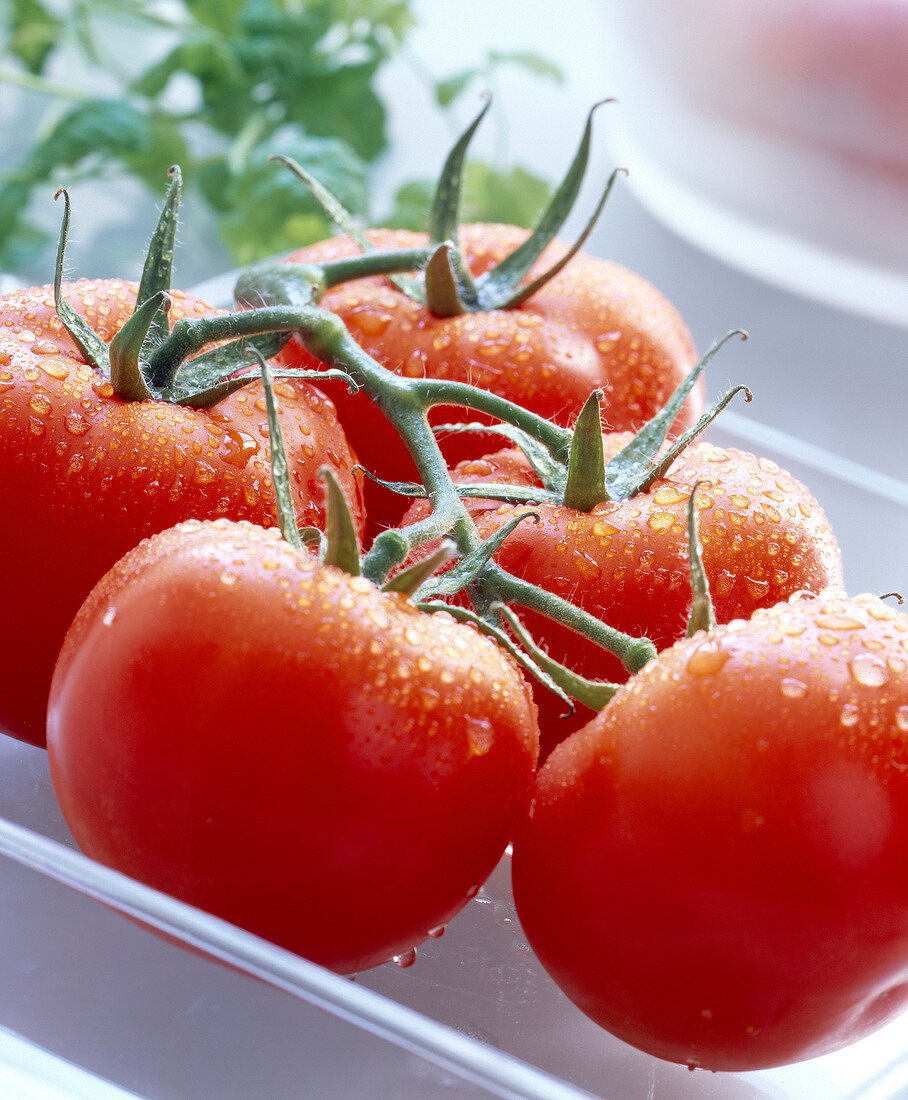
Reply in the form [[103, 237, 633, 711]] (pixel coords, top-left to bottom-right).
[[280, 225, 701, 530], [0, 279, 364, 747], [47, 519, 539, 974], [511, 592, 908, 1071], [402, 438, 845, 756]]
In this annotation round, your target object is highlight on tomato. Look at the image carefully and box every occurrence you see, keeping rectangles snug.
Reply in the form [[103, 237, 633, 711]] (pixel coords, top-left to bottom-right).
[[511, 589, 908, 1072], [0, 169, 364, 746]]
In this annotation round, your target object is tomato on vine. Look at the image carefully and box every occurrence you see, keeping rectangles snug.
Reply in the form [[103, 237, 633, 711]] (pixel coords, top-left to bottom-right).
[[511, 589, 908, 1071], [0, 170, 364, 746], [47, 519, 540, 973], [238, 102, 702, 531], [401, 351, 845, 755]]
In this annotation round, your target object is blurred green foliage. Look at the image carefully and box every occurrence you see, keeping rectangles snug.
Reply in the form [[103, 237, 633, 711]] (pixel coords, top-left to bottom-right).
[[0, 0, 561, 276]]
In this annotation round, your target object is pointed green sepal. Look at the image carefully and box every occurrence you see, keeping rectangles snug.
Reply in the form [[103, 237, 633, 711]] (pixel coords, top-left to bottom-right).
[[604, 329, 748, 502], [137, 166, 181, 368], [428, 94, 490, 247], [108, 290, 170, 402], [382, 540, 458, 596], [685, 481, 716, 637], [458, 482, 561, 505], [52, 188, 111, 374], [498, 165, 626, 311], [562, 390, 607, 512], [476, 101, 614, 309], [258, 351, 308, 552], [636, 383, 753, 494], [420, 510, 540, 599], [320, 466, 362, 576], [494, 603, 619, 714]]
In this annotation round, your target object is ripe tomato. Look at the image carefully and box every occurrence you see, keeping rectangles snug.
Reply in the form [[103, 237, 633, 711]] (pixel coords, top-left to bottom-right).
[[511, 591, 908, 1072], [278, 224, 702, 530], [0, 279, 364, 747], [402, 436, 845, 756], [47, 518, 539, 974]]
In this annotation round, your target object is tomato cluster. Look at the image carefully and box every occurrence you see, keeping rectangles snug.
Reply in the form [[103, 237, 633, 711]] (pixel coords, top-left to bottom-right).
[[2, 123, 905, 1082]]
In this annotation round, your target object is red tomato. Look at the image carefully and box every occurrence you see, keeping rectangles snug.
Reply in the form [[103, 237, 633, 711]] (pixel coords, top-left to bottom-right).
[[47, 518, 539, 974], [401, 437, 845, 756], [511, 591, 908, 1071], [0, 279, 364, 746], [279, 224, 702, 530]]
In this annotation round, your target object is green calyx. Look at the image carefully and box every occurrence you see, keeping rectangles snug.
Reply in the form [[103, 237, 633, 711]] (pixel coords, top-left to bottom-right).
[[52, 168, 382, 409], [270, 97, 624, 318], [434, 329, 752, 515]]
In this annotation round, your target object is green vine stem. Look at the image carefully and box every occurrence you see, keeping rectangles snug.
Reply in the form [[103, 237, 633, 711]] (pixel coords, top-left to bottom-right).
[[231, 269, 656, 679]]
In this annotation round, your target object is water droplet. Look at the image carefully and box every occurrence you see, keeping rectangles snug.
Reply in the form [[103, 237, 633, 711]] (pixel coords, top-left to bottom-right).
[[744, 576, 770, 600], [652, 485, 686, 507], [64, 413, 90, 436], [392, 948, 417, 969], [895, 707, 908, 733], [571, 550, 601, 580], [219, 427, 258, 468], [37, 357, 70, 380], [646, 511, 676, 533], [29, 394, 51, 417], [840, 703, 861, 727], [31, 340, 58, 355], [220, 572, 239, 587], [816, 614, 864, 632], [466, 715, 494, 756], [849, 655, 889, 688], [685, 643, 730, 678], [102, 606, 117, 626], [780, 677, 807, 699], [191, 460, 218, 485], [427, 925, 446, 939]]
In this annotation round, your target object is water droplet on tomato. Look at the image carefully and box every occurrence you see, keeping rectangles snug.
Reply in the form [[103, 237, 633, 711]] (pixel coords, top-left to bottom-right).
[[466, 716, 494, 756], [744, 576, 770, 600], [646, 511, 676, 533], [685, 644, 730, 678], [849, 655, 889, 688], [779, 677, 807, 699], [392, 948, 417, 969], [192, 460, 218, 485], [427, 925, 446, 939], [102, 606, 117, 626], [29, 393, 51, 417], [840, 703, 861, 727], [219, 427, 259, 468], [64, 413, 90, 436]]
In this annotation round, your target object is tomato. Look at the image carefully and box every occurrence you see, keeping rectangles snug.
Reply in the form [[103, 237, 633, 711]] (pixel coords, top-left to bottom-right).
[[401, 436, 845, 756], [47, 518, 539, 974], [0, 279, 364, 747], [277, 224, 702, 530], [511, 591, 908, 1072]]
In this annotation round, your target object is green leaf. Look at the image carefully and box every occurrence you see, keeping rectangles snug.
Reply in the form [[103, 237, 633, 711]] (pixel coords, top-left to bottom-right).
[[8, 0, 62, 74], [25, 99, 152, 178], [460, 162, 551, 229], [487, 50, 564, 83], [218, 131, 369, 264], [382, 178, 433, 230]]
